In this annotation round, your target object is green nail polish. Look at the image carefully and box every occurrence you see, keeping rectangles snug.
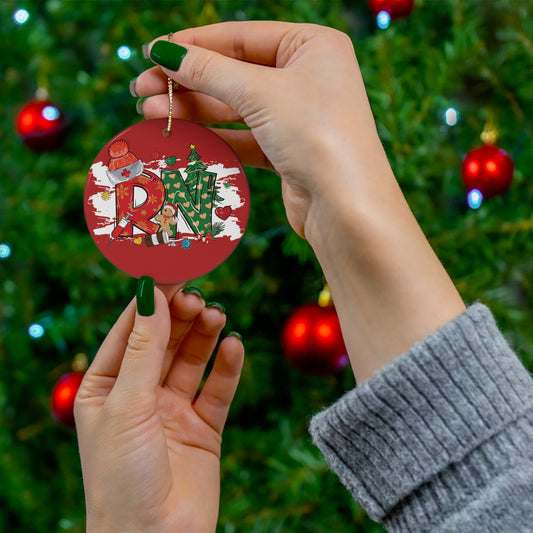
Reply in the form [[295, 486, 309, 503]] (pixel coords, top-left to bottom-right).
[[129, 77, 138, 97], [137, 276, 155, 316], [136, 97, 147, 115], [182, 286, 204, 299], [150, 41, 188, 71], [206, 302, 226, 314], [228, 331, 243, 342]]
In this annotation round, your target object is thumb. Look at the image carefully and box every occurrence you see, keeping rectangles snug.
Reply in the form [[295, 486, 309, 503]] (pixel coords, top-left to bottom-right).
[[113, 277, 171, 395], [148, 40, 265, 118]]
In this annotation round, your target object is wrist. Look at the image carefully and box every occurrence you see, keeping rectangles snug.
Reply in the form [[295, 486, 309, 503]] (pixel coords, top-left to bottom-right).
[[303, 139, 397, 252], [302, 150, 465, 383]]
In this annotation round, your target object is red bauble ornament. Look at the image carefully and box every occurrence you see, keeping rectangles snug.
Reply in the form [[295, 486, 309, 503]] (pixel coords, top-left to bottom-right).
[[282, 303, 348, 375], [51, 372, 84, 426], [368, 0, 415, 18], [462, 144, 514, 198], [16, 99, 67, 151], [85, 119, 249, 283]]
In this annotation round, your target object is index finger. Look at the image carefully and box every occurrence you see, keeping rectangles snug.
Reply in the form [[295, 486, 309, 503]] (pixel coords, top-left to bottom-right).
[[153, 20, 296, 67]]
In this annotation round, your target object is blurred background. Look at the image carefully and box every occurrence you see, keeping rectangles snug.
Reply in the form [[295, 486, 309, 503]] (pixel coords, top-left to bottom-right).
[[2, 0, 533, 531]]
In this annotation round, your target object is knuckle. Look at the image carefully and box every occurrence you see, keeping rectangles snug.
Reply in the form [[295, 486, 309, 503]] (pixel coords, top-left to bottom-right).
[[140, 96, 160, 119], [232, 80, 256, 106], [204, 390, 228, 410], [189, 50, 218, 85], [180, 347, 208, 366], [302, 23, 352, 50], [126, 329, 152, 357], [336, 29, 354, 49], [231, 32, 247, 61], [318, 25, 352, 49]]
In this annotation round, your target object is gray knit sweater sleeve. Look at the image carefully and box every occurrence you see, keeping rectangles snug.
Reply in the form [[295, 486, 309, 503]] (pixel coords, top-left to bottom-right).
[[309, 303, 533, 532]]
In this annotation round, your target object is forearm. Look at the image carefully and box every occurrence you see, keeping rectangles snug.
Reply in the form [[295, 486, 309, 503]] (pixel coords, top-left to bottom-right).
[[304, 141, 465, 383]]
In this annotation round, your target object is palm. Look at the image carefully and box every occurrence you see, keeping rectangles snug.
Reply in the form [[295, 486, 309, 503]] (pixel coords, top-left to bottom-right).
[[159, 388, 222, 456], [112, 387, 223, 531]]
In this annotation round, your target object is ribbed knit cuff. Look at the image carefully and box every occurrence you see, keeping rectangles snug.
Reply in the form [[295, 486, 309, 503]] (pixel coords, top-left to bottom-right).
[[309, 303, 533, 530]]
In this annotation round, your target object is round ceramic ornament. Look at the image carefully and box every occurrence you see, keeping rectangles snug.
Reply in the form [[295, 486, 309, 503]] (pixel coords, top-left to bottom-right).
[[84, 118, 249, 283]]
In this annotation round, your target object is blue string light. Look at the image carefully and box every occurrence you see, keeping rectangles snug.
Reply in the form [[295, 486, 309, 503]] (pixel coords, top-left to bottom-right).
[[377, 11, 391, 29], [467, 189, 483, 210], [42, 105, 60, 121], [0, 243, 11, 259], [28, 324, 45, 339], [117, 46, 132, 60], [14, 9, 30, 24]]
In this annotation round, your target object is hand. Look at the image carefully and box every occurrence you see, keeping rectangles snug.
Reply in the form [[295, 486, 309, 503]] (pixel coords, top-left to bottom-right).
[[134, 22, 465, 383], [74, 282, 244, 533], [134, 21, 385, 240]]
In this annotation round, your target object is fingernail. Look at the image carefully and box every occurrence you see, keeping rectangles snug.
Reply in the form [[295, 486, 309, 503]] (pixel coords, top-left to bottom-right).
[[137, 276, 155, 316], [136, 97, 148, 115], [129, 77, 138, 97], [206, 301, 226, 314], [182, 286, 204, 299], [228, 331, 243, 342], [142, 42, 150, 59], [150, 41, 188, 71]]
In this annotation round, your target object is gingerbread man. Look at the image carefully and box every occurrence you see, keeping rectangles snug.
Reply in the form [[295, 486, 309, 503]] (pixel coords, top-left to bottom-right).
[[154, 204, 177, 237]]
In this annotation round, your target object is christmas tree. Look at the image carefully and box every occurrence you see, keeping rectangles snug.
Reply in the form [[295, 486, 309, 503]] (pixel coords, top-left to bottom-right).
[[184, 144, 207, 199], [183, 143, 217, 234], [2, 1, 533, 532]]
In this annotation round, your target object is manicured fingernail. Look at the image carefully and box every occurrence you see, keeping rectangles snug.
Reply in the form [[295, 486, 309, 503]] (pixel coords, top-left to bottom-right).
[[228, 331, 243, 342], [206, 301, 226, 314], [136, 97, 148, 115], [137, 276, 155, 316], [129, 77, 138, 97], [182, 286, 204, 299], [142, 43, 150, 59], [150, 41, 188, 71]]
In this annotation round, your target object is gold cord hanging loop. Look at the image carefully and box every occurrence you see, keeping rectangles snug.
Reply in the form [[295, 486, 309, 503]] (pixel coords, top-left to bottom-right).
[[163, 33, 177, 137]]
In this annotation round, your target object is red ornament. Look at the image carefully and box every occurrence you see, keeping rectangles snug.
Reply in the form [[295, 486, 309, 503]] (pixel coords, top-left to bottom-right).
[[16, 99, 67, 151], [462, 144, 514, 198], [85, 119, 249, 283], [51, 372, 84, 426], [368, 0, 415, 18], [282, 303, 348, 375]]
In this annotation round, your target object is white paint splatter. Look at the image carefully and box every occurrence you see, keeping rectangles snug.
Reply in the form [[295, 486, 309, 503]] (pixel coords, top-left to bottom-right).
[[88, 159, 247, 240]]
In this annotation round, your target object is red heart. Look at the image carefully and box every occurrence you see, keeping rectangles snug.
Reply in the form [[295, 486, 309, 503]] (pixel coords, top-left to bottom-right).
[[215, 206, 232, 220]]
